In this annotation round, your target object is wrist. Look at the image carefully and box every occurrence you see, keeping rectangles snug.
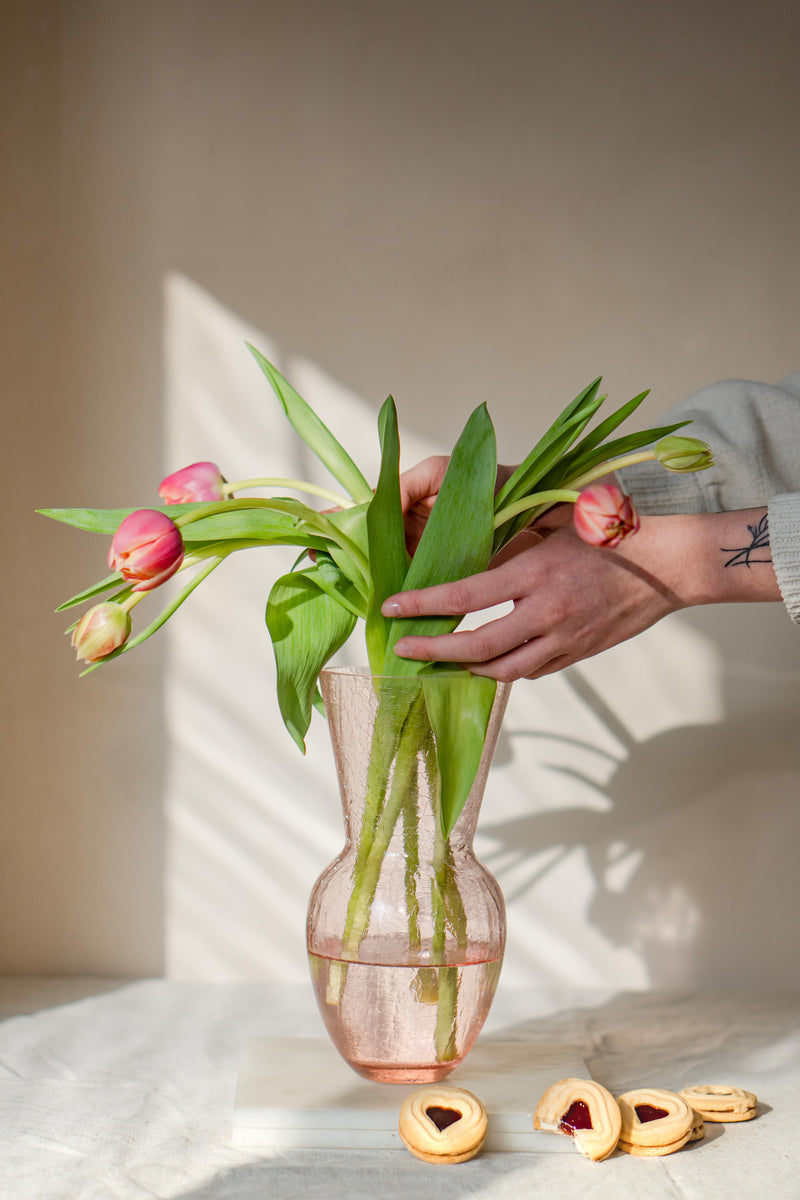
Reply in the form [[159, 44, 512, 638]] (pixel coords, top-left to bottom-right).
[[619, 509, 780, 609]]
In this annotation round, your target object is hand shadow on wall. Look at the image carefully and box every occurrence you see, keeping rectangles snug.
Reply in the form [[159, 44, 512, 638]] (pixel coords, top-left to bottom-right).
[[479, 603, 800, 989]]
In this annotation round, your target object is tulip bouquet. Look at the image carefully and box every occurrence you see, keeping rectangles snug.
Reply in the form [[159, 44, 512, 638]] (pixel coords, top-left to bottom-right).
[[43, 348, 711, 812], [40, 347, 712, 1064]]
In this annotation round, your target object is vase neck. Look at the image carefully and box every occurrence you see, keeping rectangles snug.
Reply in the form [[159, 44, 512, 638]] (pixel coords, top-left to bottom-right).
[[320, 669, 509, 850]]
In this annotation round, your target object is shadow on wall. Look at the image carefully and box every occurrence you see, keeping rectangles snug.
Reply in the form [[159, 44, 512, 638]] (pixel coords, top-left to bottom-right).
[[482, 602, 800, 989]]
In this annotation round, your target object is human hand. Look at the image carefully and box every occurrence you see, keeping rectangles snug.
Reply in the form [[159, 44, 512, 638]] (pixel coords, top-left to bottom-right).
[[399, 456, 515, 553], [398, 456, 451, 554], [380, 508, 780, 680]]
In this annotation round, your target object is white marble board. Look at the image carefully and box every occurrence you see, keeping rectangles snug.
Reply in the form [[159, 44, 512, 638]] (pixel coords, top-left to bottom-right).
[[233, 1037, 589, 1151]]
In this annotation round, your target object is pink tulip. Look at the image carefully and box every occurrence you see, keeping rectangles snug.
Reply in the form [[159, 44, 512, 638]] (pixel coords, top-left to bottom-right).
[[159, 461, 226, 504], [109, 509, 185, 591], [573, 483, 640, 547], [71, 602, 132, 663]]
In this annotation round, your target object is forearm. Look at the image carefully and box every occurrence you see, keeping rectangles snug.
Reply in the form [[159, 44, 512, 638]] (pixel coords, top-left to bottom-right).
[[618, 508, 780, 608]]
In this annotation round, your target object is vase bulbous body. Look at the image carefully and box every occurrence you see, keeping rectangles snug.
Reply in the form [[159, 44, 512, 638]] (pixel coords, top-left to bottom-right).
[[307, 668, 510, 1083]]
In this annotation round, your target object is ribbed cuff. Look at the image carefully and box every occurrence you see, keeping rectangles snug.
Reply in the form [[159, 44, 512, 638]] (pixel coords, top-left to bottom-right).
[[769, 493, 800, 624]]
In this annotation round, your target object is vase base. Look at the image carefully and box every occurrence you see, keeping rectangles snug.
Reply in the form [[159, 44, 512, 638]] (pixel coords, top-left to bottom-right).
[[309, 953, 503, 1081], [348, 1061, 459, 1084]]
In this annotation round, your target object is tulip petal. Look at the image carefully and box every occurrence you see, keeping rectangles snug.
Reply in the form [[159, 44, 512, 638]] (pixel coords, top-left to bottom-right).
[[109, 509, 185, 589], [573, 484, 640, 547], [159, 462, 226, 504]]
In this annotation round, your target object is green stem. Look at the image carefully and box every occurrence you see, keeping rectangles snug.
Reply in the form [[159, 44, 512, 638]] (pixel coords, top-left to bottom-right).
[[493, 488, 580, 529], [333, 685, 470, 1065], [442, 842, 468, 953], [223, 477, 352, 508], [340, 695, 425, 959], [347, 684, 409, 870], [172, 497, 371, 593], [325, 690, 418, 1007], [565, 449, 656, 491], [402, 760, 422, 955], [431, 780, 459, 1062], [79, 556, 223, 675]]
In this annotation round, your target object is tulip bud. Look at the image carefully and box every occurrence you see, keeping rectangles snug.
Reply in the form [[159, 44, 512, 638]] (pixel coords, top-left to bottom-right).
[[71, 602, 132, 663], [159, 461, 227, 504], [654, 436, 714, 473], [109, 509, 185, 591], [573, 483, 640, 547]]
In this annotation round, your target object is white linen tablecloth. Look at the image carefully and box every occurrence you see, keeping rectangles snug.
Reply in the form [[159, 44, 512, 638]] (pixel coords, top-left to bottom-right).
[[0, 977, 797, 1199]]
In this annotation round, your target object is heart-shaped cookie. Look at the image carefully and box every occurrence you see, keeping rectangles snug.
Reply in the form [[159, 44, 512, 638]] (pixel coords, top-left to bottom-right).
[[616, 1088, 693, 1157], [533, 1077, 622, 1161], [398, 1085, 488, 1164]]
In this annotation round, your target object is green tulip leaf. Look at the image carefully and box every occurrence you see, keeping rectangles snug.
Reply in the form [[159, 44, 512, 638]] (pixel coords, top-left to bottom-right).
[[309, 552, 367, 619], [56, 572, 124, 611], [38, 503, 331, 550], [322, 502, 372, 596], [557, 420, 691, 484], [423, 672, 498, 837], [494, 378, 604, 511], [266, 568, 357, 752], [566, 389, 651, 460], [383, 402, 497, 675], [247, 344, 373, 504], [365, 397, 408, 675]]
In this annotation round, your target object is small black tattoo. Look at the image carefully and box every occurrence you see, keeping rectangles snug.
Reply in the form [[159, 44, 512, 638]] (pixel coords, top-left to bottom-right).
[[721, 512, 771, 567]]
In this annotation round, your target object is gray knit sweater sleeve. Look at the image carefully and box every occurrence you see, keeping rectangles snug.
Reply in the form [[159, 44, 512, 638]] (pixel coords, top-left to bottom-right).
[[617, 372, 800, 623]]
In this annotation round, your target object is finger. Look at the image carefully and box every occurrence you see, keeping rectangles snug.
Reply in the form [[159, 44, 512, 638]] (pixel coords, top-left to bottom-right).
[[398, 456, 450, 512], [383, 559, 522, 618], [465, 638, 567, 682], [393, 607, 541, 665]]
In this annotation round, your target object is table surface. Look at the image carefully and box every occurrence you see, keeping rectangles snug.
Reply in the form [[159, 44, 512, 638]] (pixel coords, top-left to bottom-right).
[[0, 977, 797, 1199]]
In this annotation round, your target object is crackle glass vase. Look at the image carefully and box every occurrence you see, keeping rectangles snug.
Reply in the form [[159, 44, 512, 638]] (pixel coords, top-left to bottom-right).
[[307, 667, 510, 1083]]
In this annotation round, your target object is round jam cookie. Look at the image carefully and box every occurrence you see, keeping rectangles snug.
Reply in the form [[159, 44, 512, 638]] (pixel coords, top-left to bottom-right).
[[679, 1084, 757, 1123], [398, 1085, 488, 1164], [616, 1088, 693, 1157], [533, 1078, 622, 1161], [688, 1109, 705, 1142]]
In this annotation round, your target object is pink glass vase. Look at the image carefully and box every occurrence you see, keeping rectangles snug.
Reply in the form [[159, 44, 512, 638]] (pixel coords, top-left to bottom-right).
[[307, 668, 510, 1083]]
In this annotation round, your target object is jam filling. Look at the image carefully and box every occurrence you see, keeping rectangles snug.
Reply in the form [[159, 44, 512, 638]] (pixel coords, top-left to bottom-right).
[[559, 1099, 593, 1133], [426, 1106, 462, 1131], [635, 1104, 669, 1123]]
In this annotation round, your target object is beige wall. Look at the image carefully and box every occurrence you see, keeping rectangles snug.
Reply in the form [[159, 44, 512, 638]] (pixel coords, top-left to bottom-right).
[[3, 0, 799, 980]]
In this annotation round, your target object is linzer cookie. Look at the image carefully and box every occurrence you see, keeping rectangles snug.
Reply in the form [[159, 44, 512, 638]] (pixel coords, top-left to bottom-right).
[[398, 1085, 488, 1164], [679, 1084, 757, 1123], [688, 1108, 705, 1141], [616, 1088, 693, 1157], [533, 1078, 622, 1161]]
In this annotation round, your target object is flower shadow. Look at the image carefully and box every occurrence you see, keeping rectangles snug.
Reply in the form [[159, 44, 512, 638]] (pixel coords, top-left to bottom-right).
[[480, 604, 800, 988]]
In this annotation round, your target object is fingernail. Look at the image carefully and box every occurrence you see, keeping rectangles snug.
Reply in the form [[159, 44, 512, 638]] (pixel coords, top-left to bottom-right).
[[394, 640, 411, 656], [382, 599, 402, 615]]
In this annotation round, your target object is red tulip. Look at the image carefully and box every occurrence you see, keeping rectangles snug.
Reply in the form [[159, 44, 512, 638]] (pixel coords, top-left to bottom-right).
[[109, 509, 185, 591], [159, 461, 226, 504], [573, 484, 640, 547], [71, 602, 132, 662]]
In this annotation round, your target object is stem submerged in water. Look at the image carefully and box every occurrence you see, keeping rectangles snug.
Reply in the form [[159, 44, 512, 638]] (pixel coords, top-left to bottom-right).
[[329, 679, 471, 1065]]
